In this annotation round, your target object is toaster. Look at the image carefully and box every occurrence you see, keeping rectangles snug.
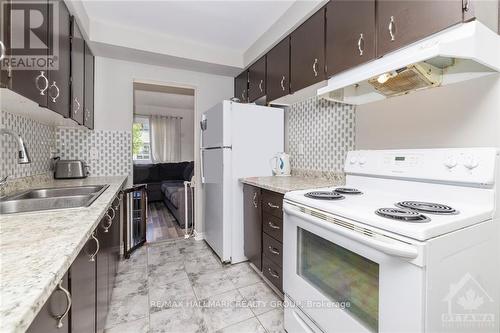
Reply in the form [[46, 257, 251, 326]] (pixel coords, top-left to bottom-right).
[[54, 160, 89, 179]]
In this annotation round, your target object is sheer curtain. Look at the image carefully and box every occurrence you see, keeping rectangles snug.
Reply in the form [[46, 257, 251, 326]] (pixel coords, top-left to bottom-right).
[[150, 115, 181, 163]]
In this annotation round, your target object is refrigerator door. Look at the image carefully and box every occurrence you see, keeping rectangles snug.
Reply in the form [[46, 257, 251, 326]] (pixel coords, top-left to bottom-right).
[[201, 101, 232, 148], [202, 147, 232, 262]]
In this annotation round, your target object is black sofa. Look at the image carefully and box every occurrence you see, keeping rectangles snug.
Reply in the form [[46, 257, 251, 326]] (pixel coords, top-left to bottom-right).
[[133, 161, 194, 228]]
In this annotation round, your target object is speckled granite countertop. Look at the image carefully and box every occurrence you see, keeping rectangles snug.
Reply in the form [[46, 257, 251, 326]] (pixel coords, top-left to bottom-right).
[[0, 176, 129, 333], [240, 175, 343, 194]]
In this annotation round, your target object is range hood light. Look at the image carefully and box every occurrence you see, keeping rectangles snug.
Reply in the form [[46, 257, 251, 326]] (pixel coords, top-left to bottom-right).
[[377, 71, 397, 84]]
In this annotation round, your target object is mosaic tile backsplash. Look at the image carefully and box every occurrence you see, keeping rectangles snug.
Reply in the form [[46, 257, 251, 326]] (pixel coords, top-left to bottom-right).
[[56, 128, 132, 177], [1, 111, 56, 179], [287, 96, 356, 174]]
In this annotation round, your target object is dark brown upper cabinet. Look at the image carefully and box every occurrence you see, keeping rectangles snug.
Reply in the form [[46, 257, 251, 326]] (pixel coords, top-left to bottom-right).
[[326, 0, 375, 76], [47, 0, 71, 118], [266, 37, 290, 102], [376, 0, 465, 57], [71, 18, 85, 125], [84, 42, 94, 129], [234, 71, 248, 103], [0, 0, 12, 88], [290, 8, 326, 93], [248, 56, 266, 102], [7, 0, 50, 107]]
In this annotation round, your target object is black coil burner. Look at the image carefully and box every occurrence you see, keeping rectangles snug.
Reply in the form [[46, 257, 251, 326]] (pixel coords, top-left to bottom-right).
[[375, 208, 430, 223], [334, 188, 363, 195], [395, 201, 458, 215], [305, 191, 345, 200]]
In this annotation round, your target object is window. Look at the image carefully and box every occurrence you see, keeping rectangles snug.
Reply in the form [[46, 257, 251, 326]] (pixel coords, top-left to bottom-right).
[[133, 116, 152, 162]]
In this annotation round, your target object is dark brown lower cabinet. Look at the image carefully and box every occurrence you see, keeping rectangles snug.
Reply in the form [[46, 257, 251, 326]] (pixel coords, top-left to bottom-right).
[[243, 184, 262, 270], [96, 216, 110, 333], [70, 233, 97, 333], [26, 273, 70, 333], [243, 185, 284, 293]]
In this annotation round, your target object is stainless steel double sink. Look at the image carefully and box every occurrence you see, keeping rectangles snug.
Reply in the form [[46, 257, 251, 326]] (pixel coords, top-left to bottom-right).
[[1, 184, 109, 214]]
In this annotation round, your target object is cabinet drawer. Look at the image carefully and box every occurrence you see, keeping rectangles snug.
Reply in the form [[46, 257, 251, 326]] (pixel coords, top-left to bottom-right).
[[263, 257, 283, 292], [263, 213, 283, 243], [262, 191, 284, 218], [263, 232, 282, 268]]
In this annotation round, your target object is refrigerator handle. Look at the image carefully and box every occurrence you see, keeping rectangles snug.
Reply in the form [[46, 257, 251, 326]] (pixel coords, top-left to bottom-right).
[[200, 148, 205, 184]]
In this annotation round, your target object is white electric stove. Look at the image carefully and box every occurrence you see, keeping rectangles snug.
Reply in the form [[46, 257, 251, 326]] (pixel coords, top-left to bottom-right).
[[283, 148, 500, 333]]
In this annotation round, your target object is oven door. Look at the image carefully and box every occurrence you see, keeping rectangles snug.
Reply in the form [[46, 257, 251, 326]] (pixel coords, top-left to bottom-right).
[[283, 201, 425, 333]]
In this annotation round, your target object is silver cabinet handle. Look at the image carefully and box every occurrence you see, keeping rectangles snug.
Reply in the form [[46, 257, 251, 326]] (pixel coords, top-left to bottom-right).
[[312, 58, 318, 77], [267, 202, 280, 209], [241, 89, 246, 101], [280, 76, 285, 91], [35, 71, 49, 95], [268, 246, 280, 255], [268, 268, 280, 279], [389, 16, 396, 41], [49, 81, 60, 102], [464, 0, 471, 11], [103, 206, 115, 232], [252, 192, 258, 208], [73, 97, 81, 114], [357, 33, 365, 56], [268, 221, 280, 230], [85, 108, 90, 121], [259, 79, 263, 92], [89, 231, 99, 261], [0, 41, 5, 61], [54, 280, 71, 328]]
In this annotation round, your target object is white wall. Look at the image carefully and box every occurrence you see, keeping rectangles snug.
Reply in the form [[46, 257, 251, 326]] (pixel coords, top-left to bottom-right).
[[134, 105, 195, 161], [94, 57, 234, 236], [356, 74, 500, 149]]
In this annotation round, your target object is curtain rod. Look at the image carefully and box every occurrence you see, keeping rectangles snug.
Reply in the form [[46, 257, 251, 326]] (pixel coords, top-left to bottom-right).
[[135, 113, 183, 119]]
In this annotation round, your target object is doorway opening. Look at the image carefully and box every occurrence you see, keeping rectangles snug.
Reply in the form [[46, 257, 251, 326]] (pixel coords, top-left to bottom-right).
[[132, 82, 195, 243]]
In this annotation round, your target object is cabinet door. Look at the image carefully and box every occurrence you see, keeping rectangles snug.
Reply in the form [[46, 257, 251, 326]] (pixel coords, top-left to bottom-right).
[[84, 42, 94, 129], [290, 8, 326, 93], [9, 0, 49, 106], [96, 218, 110, 333], [70, 17, 84, 125], [266, 37, 289, 102], [0, 0, 11, 88], [247, 56, 266, 102], [234, 71, 248, 103], [108, 197, 121, 302], [47, 0, 70, 117], [326, 0, 375, 76], [26, 273, 70, 333], [70, 233, 97, 333], [377, 0, 464, 57], [243, 184, 262, 271]]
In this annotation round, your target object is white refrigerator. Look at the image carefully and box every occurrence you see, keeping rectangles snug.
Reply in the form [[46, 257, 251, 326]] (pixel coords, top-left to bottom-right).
[[201, 100, 284, 263]]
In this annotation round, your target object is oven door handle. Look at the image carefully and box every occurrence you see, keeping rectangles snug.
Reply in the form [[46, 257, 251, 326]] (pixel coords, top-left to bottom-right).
[[284, 205, 418, 259]]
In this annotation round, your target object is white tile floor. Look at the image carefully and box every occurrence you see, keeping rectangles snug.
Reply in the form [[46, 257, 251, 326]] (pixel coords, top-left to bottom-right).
[[104, 238, 285, 333]]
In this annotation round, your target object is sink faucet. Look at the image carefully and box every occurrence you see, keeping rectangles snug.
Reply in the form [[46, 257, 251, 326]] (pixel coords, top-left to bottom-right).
[[1, 128, 31, 164]]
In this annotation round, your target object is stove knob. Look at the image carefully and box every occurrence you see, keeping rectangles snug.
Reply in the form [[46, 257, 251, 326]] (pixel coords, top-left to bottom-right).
[[444, 156, 458, 169], [349, 157, 358, 165], [358, 157, 367, 165], [463, 156, 479, 170]]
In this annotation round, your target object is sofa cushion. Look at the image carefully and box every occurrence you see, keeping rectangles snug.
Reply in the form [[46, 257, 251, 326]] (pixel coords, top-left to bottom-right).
[[182, 162, 194, 181], [133, 164, 160, 183]]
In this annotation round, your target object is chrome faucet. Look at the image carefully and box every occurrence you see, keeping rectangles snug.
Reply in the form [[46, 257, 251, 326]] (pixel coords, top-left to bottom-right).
[[1, 128, 31, 164]]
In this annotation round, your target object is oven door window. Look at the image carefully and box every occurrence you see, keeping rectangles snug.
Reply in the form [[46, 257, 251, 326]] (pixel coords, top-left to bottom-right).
[[297, 228, 379, 332]]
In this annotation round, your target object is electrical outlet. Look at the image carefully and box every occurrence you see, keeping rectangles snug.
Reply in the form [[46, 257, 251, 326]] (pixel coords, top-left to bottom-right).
[[89, 147, 99, 160], [298, 143, 304, 155]]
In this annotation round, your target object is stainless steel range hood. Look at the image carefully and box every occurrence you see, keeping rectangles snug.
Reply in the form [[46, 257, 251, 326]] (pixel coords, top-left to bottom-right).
[[318, 21, 500, 105]]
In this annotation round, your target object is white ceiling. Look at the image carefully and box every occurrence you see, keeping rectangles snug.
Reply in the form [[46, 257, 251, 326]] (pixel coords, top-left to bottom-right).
[[82, 1, 295, 53], [134, 90, 194, 110]]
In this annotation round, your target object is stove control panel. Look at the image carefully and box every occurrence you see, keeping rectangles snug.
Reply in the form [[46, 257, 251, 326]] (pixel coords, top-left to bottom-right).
[[345, 148, 498, 186]]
